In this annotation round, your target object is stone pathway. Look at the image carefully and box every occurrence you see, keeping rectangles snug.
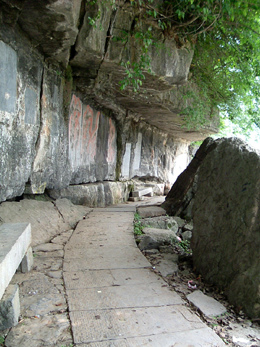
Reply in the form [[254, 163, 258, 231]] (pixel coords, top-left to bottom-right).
[[63, 204, 225, 346]]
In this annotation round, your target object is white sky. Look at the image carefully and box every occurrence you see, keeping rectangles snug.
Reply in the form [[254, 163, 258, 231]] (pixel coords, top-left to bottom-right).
[[215, 119, 260, 150]]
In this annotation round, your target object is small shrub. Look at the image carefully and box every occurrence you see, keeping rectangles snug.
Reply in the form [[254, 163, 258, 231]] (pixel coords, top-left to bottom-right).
[[179, 240, 192, 254], [134, 213, 144, 235]]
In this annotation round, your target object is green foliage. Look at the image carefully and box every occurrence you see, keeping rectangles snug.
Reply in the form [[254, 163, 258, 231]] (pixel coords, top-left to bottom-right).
[[133, 212, 144, 235], [190, 3, 260, 130], [0, 335, 4, 346], [65, 65, 73, 81], [133, 0, 260, 130], [86, 0, 117, 28], [190, 140, 203, 147], [178, 240, 192, 254], [88, 8, 101, 27], [170, 236, 192, 254], [180, 86, 213, 130], [119, 27, 154, 92], [87, 0, 260, 132]]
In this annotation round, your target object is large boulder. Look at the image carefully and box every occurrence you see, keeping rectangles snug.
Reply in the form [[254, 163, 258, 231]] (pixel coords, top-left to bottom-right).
[[162, 137, 218, 217], [192, 137, 260, 318]]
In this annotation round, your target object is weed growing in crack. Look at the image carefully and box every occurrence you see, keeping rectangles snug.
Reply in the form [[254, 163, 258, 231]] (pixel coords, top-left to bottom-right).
[[179, 239, 192, 254], [170, 236, 192, 255], [133, 212, 144, 235]]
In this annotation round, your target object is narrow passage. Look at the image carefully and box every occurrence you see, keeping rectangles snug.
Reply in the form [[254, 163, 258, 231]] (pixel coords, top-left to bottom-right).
[[63, 204, 224, 346]]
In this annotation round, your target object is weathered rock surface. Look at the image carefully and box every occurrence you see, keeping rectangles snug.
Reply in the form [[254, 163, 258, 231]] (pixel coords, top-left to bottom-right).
[[192, 137, 260, 319], [138, 235, 160, 251], [4, 313, 72, 347], [48, 181, 130, 207], [0, 0, 218, 203], [2, 198, 77, 347], [141, 216, 179, 234], [143, 227, 178, 244], [154, 253, 179, 277], [162, 137, 218, 217], [0, 198, 90, 246]]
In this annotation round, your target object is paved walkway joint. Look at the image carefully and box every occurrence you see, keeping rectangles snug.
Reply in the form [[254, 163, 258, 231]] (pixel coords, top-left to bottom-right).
[[64, 205, 225, 346]]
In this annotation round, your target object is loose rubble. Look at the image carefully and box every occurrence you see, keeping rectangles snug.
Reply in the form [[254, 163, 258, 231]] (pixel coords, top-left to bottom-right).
[[135, 205, 260, 347]]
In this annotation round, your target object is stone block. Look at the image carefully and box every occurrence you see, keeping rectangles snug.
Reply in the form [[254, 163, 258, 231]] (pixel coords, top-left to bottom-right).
[[21, 247, 33, 273], [143, 227, 178, 244], [132, 187, 153, 197], [187, 290, 227, 318], [0, 284, 20, 330], [0, 40, 17, 114], [0, 223, 31, 300], [128, 197, 140, 202], [141, 216, 179, 233], [48, 182, 130, 207], [137, 206, 166, 218], [121, 143, 131, 178]]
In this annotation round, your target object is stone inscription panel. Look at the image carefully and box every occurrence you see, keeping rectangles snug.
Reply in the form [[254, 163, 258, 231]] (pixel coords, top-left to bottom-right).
[[25, 88, 37, 125], [68, 95, 117, 182], [0, 40, 17, 114]]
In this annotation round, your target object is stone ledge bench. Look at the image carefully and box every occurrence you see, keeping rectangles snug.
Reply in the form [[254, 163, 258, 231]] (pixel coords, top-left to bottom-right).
[[0, 223, 33, 330], [129, 187, 154, 201]]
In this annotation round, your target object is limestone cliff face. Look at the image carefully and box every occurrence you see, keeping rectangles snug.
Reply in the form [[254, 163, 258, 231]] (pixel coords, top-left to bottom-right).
[[1, 0, 217, 139], [0, 0, 217, 202]]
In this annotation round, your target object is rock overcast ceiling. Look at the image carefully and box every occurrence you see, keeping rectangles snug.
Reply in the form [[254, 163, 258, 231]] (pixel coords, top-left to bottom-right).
[[1, 0, 217, 141]]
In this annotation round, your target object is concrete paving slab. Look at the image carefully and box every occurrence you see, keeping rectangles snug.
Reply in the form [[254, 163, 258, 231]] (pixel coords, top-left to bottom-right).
[[63, 268, 164, 290], [69, 305, 207, 344], [65, 245, 145, 260], [70, 222, 134, 235], [64, 207, 225, 346], [63, 252, 151, 271], [85, 212, 134, 223], [94, 206, 137, 212], [79, 328, 225, 346], [187, 290, 227, 318], [66, 231, 136, 249], [66, 282, 183, 311]]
